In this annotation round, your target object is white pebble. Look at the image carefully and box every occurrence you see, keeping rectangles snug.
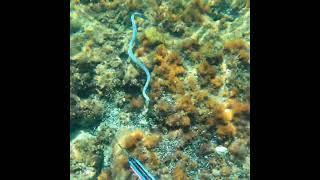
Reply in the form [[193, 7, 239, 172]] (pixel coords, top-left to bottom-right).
[[215, 145, 228, 156]]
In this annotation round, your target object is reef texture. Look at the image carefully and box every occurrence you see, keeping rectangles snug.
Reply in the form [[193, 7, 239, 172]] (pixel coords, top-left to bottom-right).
[[70, 0, 250, 179]]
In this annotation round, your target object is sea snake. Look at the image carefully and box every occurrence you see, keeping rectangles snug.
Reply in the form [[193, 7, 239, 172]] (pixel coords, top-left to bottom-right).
[[128, 12, 151, 106]]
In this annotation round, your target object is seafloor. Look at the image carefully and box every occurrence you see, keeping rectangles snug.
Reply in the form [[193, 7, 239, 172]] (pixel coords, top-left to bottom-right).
[[70, 0, 250, 179]]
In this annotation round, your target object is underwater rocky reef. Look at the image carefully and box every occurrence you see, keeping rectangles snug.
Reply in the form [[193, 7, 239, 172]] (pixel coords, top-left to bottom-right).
[[70, 0, 250, 179]]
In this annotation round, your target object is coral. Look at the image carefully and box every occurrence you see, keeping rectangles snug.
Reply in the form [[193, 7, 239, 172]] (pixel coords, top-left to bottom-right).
[[70, 132, 103, 179], [97, 169, 111, 180], [142, 134, 161, 149], [217, 122, 237, 137], [224, 39, 250, 64], [176, 94, 197, 113], [228, 138, 248, 159], [123, 64, 140, 85], [220, 108, 234, 122], [94, 61, 122, 92], [192, 90, 209, 102], [130, 97, 144, 109], [227, 99, 250, 115], [166, 113, 191, 128], [198, 144, 214, 155], [121, 129, 144, 149], [220, 166, 232, 177], [153, 44, 186, 94], [210, 76, 224, 88], [70, 96, 105, 130], [154, 100, 169, 112], [143, 26, 166, 46], [198, 61, 215, 78], [173, 165, 189, 180], [70, 0, 250, 178]]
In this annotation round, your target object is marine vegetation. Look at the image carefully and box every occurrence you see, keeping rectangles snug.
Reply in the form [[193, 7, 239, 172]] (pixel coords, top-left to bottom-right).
[[70, 0, 250, 179]]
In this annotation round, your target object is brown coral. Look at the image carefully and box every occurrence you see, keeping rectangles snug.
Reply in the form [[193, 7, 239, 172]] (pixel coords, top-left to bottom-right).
[[142, 134, 161, 149], [122, 130, 144, 149], [176, 94, 197, 113], [173, 165, 189, 180], [153, 44, 186, 94], [130, 97, 144, 109], [217, 123, 237, 137], [166, 113, 191, 127]]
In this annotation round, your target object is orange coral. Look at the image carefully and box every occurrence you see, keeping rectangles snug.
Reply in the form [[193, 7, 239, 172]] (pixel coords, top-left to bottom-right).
[[142, 134, 161, 149], [123, 130, 144, 149], [149, 152, 160, 169], [224, 39, 250, 64], [98, 170, 111, 180], [187, 76, 198, 91], [228, 139, 248, 159], [224, 39, 248, 52], [192, 90, 209, 101], [206, 118, 216, 126], [136, 47, 145, 57], [166, 113, 191, 127], [131, 97, 144, 109], [227, 99, 250, 114], [176, 94, 197, 113], [173, 165, 189, 180], [156, 101, 169, 112], [113, 155, 129, 170], [239, 49, 250, 63], [206, 97, 224, 115], [198, 61, 215, 78], [182, 130, 197, 142], [153, 44, 186, 94], [211, 76, 223, 88], [217, 123, 237, 137]]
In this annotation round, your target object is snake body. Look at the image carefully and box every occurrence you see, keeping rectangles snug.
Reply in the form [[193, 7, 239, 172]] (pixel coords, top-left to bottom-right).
[[128, 12, 151, 106]]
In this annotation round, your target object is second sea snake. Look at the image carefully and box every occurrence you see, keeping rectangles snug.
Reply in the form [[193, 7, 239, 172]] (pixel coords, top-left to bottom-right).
[[128, 12, 151, 106]]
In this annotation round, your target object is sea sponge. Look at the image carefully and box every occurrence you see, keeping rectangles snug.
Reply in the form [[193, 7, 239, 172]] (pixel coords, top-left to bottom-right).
[[220, 108, 234, 122], [142, 134, 161, 149]]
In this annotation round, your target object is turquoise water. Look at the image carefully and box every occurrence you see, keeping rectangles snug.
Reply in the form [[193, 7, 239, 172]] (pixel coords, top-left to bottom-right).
[[70, 0, 250, 179]]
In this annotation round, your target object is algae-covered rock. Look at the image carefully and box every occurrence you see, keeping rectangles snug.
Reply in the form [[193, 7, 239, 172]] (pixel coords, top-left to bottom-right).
[[70, 131, 104, 179], [70, 95, 105, 130]]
